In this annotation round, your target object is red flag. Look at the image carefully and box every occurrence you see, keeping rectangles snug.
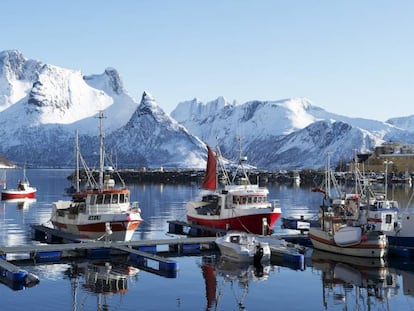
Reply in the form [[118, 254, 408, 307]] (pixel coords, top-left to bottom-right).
[[312, 187, 326, 195], [202, 145, 217, 190]]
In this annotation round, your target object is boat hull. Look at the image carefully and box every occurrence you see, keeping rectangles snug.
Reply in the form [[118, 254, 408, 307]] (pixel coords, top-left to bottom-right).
[[1, 189, 36, 200], [51, 200, 143, 242], [187, 211, 280, 235], [308, 228, 388, 258], [52, 219, 141, 241]]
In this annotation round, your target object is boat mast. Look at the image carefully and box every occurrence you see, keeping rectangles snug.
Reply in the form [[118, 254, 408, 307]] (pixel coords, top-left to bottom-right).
[[75, 129, 80, 193], [98, 111, 105, 189], [232, 136, 250, 184]]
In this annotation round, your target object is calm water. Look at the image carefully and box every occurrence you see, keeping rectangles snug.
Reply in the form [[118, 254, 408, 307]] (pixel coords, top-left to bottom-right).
[[1, 169, 414, 310]]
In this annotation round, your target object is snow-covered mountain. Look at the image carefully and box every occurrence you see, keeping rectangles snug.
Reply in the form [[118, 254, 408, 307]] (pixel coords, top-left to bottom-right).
[[0, 49, 413, 170], [104, 92, 206, 168], [171, 97, 410, 169], [0, 50, 206, 168]]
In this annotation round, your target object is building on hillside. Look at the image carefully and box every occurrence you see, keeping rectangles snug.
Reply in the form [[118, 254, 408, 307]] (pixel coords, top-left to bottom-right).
[[352, 143, 414, 174]]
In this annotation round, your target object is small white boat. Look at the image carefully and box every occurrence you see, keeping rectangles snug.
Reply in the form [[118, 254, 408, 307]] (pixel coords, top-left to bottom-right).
[[215, 231, 271, 263]]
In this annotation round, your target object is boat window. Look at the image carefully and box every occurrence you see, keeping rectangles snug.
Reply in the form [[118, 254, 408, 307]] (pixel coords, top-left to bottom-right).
[[230, 235, 240, 243], [247, 197, 252, 203], [120, 193, 125, 203], [104, 195, 111, 204], [96, 194, 103, 204], [90, 195, 96, 205], [242, 197, 247, 204], [125, 193, 129, 202], [253, 197, 257, 203], [112, 194, 118, 204], [386, 214, 393, 224]]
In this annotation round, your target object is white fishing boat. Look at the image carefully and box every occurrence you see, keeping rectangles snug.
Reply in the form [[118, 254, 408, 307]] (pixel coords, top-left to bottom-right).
[[215, 231, 271, 263], [187, 143, 281, 235], [350, 158, 414, 254], [309, 154, 388, 258], [50, 112, 143, 242]]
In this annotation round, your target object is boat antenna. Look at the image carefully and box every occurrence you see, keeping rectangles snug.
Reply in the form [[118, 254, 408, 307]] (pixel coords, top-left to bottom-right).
[[97, 111, 106, 189]]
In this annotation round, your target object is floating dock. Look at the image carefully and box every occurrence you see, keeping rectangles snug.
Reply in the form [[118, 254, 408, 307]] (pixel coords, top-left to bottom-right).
[[168, 220, 227, 236], [0, 221, 313, 290], [0, 225, 219, 284], [0, 258, 39, 290]]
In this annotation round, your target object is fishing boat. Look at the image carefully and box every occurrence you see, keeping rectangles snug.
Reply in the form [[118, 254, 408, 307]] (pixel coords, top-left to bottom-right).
[[309, 194, 388, 258], [215, 231, 271, 263], [186, 144, 281, 235], [1, 168, 37, 200], [308, 225, 388, 258], [308, 153, 388, 258], [50, 112, 143, 242], [347, 158, 414, 255]]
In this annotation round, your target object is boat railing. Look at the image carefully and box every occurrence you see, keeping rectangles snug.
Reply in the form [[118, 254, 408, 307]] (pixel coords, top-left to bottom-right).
[[86, 204, 128, 214], [270, 199, 280, 209], [131, 201, 140, 210]]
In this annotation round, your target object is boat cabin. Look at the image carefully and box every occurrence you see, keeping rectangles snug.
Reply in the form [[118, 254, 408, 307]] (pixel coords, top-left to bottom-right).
[[86, 192, 130, 205]]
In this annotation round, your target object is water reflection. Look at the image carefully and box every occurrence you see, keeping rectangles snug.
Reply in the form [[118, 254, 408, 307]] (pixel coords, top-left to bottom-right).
[[64, 258, 140, 311], [201, 255, 270, 310], [2, 198, 36, 210], [309, 249, 398, 310]]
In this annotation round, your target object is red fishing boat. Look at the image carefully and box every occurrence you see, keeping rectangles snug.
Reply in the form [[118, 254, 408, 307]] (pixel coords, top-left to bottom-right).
[[1, 168, 37, 200], [186, 144, 281, 235]]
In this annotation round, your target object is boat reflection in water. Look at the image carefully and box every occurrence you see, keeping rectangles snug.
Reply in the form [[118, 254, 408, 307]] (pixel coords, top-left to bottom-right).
[[2, 198, 36, 210], [65, 259, 139, 310], [200, 255, 270, 310], [309, 249, 398, 309]]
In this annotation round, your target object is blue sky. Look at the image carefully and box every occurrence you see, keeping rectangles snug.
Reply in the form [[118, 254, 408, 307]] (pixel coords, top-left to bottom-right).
[[2, 0, 414, 121]]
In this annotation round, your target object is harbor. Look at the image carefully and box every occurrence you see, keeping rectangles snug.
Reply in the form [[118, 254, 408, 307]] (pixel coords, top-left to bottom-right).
[[1, 169, 414, 310]]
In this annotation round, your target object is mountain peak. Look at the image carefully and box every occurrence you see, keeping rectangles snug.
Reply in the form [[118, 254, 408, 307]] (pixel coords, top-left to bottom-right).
[[103, 67, 124, 95], [130, 91, 172, 126], [83, 67, 125, 96]]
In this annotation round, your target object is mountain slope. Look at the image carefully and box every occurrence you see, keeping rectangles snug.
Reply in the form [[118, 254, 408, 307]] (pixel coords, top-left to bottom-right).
[[105, 92, 207, 168], [0, 49, 413, 170], [171, 97, 400, 168], [0, 50, 206, 168]]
